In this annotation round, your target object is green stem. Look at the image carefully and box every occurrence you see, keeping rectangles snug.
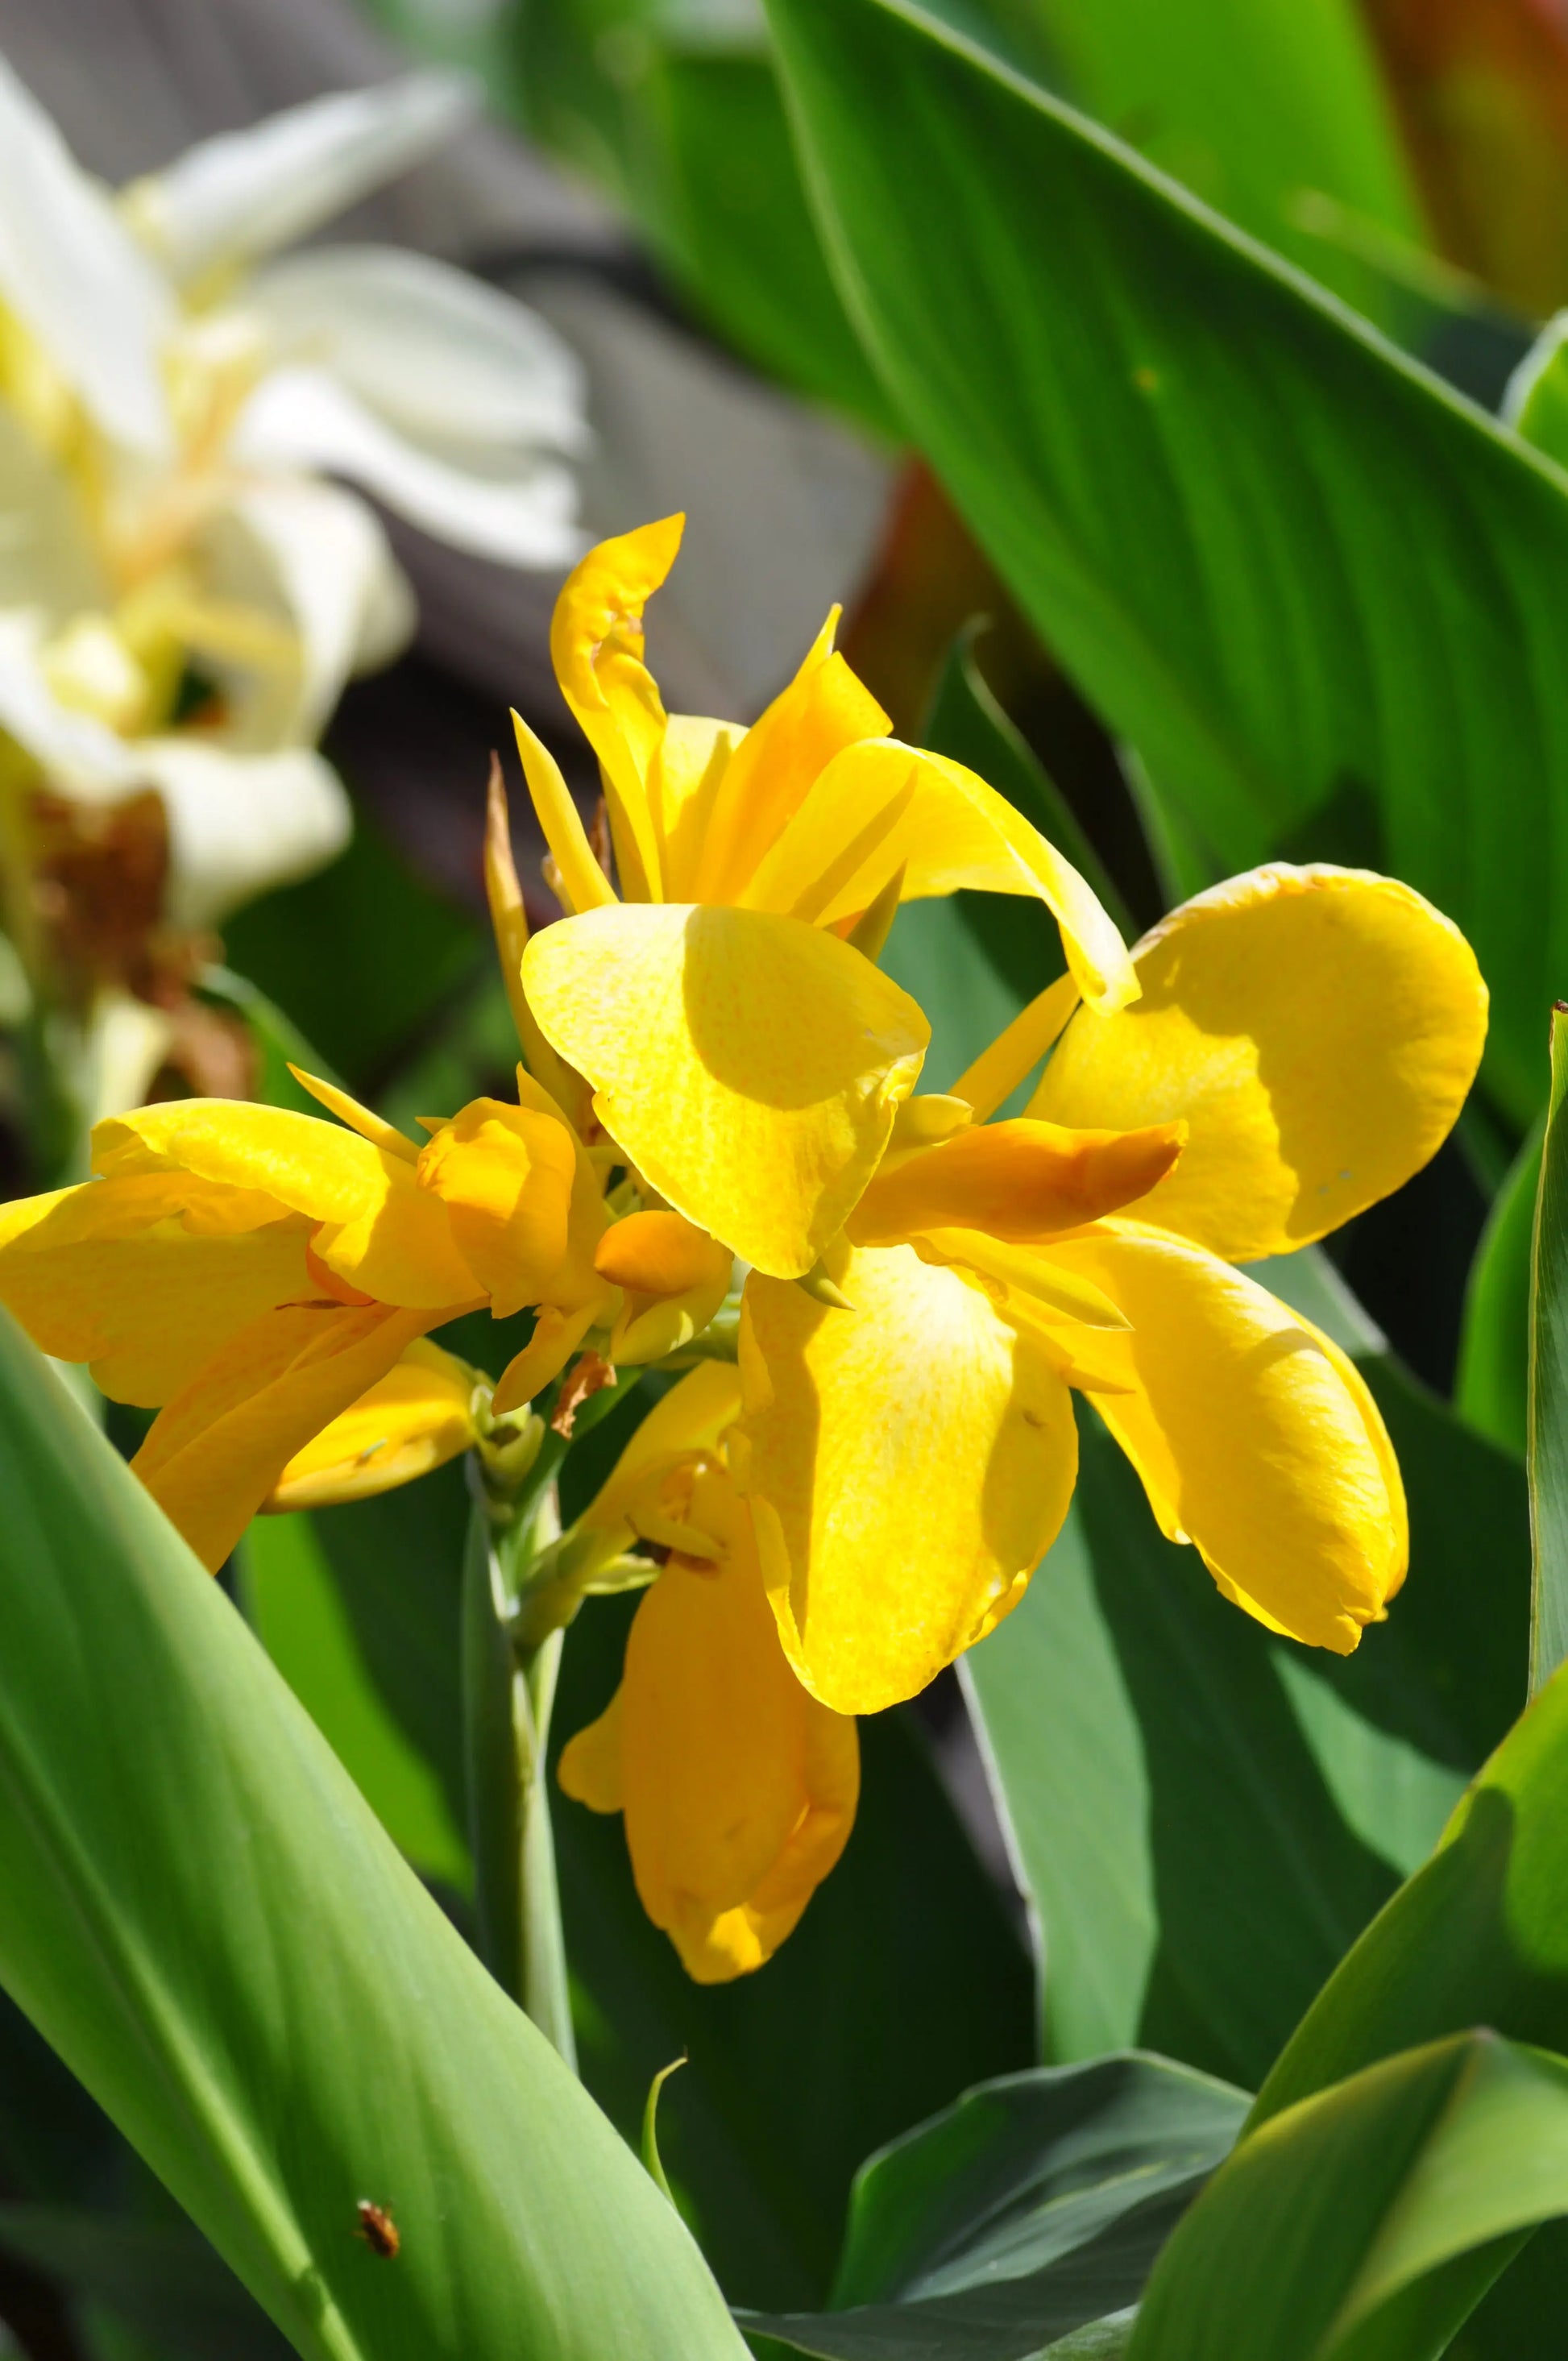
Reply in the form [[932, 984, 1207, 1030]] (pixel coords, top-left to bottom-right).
[[460, 1478, 578, 2071]]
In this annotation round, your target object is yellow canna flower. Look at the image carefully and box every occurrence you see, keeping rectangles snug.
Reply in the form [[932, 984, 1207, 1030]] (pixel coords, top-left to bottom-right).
[[736, 864, 1489, 1716], [512, 516, 1139, 1280], [558, 1366, 858, 1982], [0, 1066, 615, 1568]]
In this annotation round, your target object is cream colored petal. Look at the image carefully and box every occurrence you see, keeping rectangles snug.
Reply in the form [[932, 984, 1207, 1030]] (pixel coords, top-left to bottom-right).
[[1045, 1220, 1407, 1651], [523, 903, 928, 1277], [1030, 865, 1488, 1262], [740, 1242, 1078, 1714]]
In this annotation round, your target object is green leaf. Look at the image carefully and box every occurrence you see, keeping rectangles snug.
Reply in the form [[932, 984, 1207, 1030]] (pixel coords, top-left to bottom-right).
[[1529, 1006, 1568, 1692], [0, 1312, 746, 2359], [964, 1353, 1529, 2082], [739, 2052, 1247, 2359], [1457, 1120, 1542, 1459], [1129, 2031, 1568, 2361], [763, 0, 1568, 1122], [1009, 0, 1425, 323], [239, 1514, 468, 1890]]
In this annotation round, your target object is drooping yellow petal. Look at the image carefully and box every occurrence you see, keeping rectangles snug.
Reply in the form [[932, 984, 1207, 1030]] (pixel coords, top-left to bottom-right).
[[550, 517, 682, 901], [560, 1483, 859, 1981], [1043, 1219, 1406, 1651], [523, 904, 929, 1278], [741, 742, 1139, 1015], [579, 1359, 744, 1537], [847, 1117, 1184, 1247], [595, 1210, 734, 1363], [264, 1338, 479, 1512], [94, 1101, 481, 1309], [492, 1301, 600, 1417], [740, 1242, 1078, 1713], [415, 1098, 576, 1320], [1030, 865, 1488, 1262], [133, 1300, 438, 1571], [0, 1176, 310, 1405], [691, 611, 890, 904]]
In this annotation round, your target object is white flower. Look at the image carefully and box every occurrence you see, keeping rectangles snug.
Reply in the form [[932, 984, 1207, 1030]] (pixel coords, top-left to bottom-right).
[[0, 62, 588, 925]]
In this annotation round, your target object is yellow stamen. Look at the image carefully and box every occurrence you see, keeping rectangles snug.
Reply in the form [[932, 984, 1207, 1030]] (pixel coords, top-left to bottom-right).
[[511, 708, 617, 915], [951, 972, 1079, 1122], [287, 1066, 420, 1163]]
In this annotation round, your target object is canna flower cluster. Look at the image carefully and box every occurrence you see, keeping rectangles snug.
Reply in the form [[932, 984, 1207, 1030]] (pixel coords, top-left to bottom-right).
[[0, 59, 584, 1088], [0, 520, 1488, 1983]]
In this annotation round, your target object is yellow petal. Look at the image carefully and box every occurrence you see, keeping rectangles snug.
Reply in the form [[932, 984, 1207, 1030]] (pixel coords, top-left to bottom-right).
[[550, 517, 682, 900], [847, 1117, 1184, 1247], [1044, 1219, 1407, 1650], [288, 1067, 419, 1162], [95, 1101, 481, 1309], [952, 973, 1079, 1123], [692, 613, 890, 903], [742, 741, 1138, 1014], [579, 1359, 744, 1536], [415, 1098, 576, 1320], [911, 1227, 1132, 1336], [562, 1484, 858, 1981], [523, 903, 929, 1277], [264, 1338, 479, 1512], [1030, 865, 1488, 1262], [483, 757, 584, 1122], [740, 1242, 1078, 1713], [652, 715, 745, 902], [492, 1301, 600, 1417], [133, 1301, 436, 1571], [595, 1210, 733, 1363], [0, 1176, 310, 1405]]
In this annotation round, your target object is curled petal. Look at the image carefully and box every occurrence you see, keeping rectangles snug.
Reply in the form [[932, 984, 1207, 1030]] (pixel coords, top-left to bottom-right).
[[264, 1338, 478, 1512], [740, 1243, 1078, 1713], [742, 741, 1138, 1015], [848, 1117, 1184, 1247], [1031, 865, 1488, 1262], [416, 1098, 576, 1319], [1045, 1220, 1407, 1651], [550, 517, 682, 899], [558, 1489, 858, 1982], [523, 904, 928, 1278], [94, 1101, 479, 1309], [133, 1301, 438, 1571]]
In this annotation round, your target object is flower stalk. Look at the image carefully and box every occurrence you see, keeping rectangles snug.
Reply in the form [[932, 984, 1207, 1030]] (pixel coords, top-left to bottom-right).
[[462, 1425, 578, 2070]]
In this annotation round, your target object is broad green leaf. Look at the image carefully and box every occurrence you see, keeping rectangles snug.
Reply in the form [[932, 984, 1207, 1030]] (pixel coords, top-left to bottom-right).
[[239, 1515, 468, 1890], [1457, 1121, 1542, 1457], [763, 0, 1568, 1122], [1130, 2031, 1568, 2361], [0, 1312, 746, 2360], [1010, 0, 1424, 324], [740, 2052, 1246, 2359], [1529, 1006, 1568, 1691], [964, 1358, 1529, 2081]]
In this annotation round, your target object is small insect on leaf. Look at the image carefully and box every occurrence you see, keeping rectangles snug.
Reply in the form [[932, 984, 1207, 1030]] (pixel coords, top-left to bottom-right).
[[355, 2200, 400, 2259]]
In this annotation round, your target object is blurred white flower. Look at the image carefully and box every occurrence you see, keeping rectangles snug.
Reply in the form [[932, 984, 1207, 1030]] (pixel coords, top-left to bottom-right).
[[0, 62, 588, 927]]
